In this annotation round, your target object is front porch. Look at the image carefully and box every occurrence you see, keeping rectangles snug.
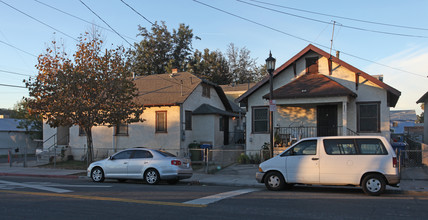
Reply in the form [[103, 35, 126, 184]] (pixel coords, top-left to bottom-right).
[[274, 126, 359, 148]]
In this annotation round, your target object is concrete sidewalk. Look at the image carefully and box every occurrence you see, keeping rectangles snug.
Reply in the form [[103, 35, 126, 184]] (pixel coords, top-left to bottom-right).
[[1, 161, 427, 195]]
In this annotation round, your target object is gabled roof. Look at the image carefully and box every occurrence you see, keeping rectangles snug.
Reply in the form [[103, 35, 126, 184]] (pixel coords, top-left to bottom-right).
[[417, 91, 428, 103], [237, 44, 401, 106], [193, 104, 239, 117], [134, 72, 232, 111], [262, 74, 357, 99]]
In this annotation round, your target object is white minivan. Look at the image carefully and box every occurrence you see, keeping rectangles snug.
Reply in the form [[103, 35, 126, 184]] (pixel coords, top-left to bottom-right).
[[256, 136, 400, 196]]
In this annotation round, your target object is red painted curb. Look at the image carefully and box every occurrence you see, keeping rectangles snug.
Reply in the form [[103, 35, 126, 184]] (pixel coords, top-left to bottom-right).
[[0, 172, 80, 179]]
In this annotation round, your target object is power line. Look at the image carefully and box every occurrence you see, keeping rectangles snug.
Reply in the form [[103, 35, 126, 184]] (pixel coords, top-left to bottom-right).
[[247, 0, 428, 31], [33, 0, 137, 41], [0, 69, 33, 77], [0, 83, 26, 89], [237, 0, 428, 39], [0, 39, 38, 58], [192, 0, 427, 79], [79, 0, 134, 48], [120, 0, 154, 25], [0, 0, 77, 41]]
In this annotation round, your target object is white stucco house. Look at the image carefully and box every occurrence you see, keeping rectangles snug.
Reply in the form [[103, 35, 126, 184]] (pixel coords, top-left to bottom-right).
[[236, 44, 401, 153], [43, 72, 242, 160]]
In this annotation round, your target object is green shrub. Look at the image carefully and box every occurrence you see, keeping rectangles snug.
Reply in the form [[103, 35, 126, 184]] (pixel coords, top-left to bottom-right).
[[237, 153, 250, 164]]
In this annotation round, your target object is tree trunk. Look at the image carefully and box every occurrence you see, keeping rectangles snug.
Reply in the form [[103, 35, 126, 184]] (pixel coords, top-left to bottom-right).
[[85, 127, 94, 163]]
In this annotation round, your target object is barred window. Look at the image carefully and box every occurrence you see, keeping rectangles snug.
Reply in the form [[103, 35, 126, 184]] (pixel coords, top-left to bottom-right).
[[357, 102, 380, 133], [252, 106, 269, 133]]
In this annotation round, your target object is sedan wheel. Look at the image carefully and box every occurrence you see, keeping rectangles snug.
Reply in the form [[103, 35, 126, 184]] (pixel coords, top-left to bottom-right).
[[362, 174, 385, 196], [91, 167, 105, 182], [145, 169, 160, 185], [265, 171, 285, 191]]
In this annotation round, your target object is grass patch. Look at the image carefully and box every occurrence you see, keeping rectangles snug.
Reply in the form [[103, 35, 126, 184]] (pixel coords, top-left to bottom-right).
[[38, 160, 88, 170]]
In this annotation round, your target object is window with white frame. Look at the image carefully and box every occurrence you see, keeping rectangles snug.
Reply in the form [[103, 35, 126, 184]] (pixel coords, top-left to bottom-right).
[[156, 111, 167, 133], [252, 106, 269, 133]]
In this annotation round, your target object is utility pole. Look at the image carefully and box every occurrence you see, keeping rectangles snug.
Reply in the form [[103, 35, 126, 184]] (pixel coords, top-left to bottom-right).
[[330, 21, 336, 57]]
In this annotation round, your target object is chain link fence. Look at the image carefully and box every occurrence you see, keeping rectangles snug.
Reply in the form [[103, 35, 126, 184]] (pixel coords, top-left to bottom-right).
[[60, 145, 287, 173], [396, 138, 424, 168]]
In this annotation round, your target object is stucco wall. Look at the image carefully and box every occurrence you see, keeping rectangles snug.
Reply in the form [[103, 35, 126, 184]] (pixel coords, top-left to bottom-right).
[[182, 84, 226, 150]]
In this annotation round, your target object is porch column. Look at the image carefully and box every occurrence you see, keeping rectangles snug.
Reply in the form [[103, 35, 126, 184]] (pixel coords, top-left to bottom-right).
[[342, 101, 347, 135]]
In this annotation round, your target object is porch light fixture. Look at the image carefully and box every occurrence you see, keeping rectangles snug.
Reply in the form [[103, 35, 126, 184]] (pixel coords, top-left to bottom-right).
[[266, 51, 276, 158]]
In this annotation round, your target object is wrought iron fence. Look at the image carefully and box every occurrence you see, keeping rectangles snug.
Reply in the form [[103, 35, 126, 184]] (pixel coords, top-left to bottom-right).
[[274, 126, 358, 147]]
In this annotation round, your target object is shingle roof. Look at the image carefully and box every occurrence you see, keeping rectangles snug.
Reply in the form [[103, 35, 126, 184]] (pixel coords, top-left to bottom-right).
[[133, 72, 233, 112], [262, 74, 357, 99], [193, 104, 239, 117], [134, 72, 201, 106], [237, 44, 401, 107]]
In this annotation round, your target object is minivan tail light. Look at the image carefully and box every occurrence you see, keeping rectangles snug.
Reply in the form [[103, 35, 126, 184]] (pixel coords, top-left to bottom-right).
[[171, 160, 182, 166], [392, 157, 397, 168]]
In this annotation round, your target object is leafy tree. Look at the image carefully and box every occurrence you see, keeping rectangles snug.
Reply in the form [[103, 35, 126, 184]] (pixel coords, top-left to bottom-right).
[[11, 99, 42, 140], [25, 31, 144, 163], [130, 21, 193, 75], [188, 49, 231, 84], [167, 23, 194, 72], [226, 43, 262, 84]]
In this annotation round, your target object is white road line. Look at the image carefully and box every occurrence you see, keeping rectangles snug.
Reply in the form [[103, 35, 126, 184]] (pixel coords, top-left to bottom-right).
[[24, 182, 112, 188], [183, 188, 260, 205], [0, 180, 72, 193]]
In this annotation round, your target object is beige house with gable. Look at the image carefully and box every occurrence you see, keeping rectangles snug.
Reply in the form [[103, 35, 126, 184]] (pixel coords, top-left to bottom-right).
[[43, 72, 241, 160], [237, 44, 401, 153]]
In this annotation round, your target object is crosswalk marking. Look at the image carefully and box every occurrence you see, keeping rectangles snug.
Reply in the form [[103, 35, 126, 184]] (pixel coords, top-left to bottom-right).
[[0, 180, 72, 193], [183, 188, 260, 205]]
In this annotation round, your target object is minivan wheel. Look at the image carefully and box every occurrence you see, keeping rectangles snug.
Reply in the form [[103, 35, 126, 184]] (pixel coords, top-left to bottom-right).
[[264, 171, 285, 191], [91, 167, 105, 182], [145, 169, 160, 185], [362, 174, 385, 196]]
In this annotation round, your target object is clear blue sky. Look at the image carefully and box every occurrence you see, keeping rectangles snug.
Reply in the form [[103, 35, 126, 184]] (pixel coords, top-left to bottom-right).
[[1, 0, 427, 114]]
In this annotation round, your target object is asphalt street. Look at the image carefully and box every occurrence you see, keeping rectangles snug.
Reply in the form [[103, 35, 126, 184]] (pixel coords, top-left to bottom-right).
[[1, 176, 428, 220]]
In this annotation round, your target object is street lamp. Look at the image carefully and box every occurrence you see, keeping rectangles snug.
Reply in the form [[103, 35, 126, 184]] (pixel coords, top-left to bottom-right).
[[266, 51, 276, 158]]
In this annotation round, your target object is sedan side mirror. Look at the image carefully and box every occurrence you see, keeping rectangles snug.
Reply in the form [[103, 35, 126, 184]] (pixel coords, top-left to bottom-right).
[[109, 156, 114, 160]]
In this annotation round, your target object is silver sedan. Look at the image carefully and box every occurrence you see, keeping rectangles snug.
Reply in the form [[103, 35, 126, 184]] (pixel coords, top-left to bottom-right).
[[87, 148, 192, 185]]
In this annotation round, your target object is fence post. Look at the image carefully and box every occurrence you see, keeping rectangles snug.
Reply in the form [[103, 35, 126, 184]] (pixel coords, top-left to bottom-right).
[[24, 146, 27, 167], [8, 150, 12, 167], [54, 146, 56, 168], [204, 148, 208, 174]]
